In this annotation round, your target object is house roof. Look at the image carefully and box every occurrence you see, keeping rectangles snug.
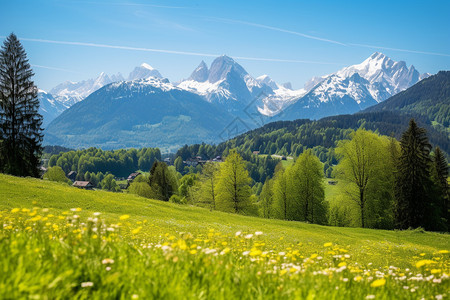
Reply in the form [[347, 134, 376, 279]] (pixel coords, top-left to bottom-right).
[[73, 181, 93, 187], [68, 171, 77, 176]]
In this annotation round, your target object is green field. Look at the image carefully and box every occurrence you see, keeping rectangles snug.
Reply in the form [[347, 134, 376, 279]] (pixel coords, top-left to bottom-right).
[[0, 174, 448, 299]]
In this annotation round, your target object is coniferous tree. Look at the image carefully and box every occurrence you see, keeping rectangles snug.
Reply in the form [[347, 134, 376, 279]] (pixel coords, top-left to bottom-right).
[[432, 146, 449, 230], [148, 161, 178, 201], [394, 119, 433, 229], [0, 33, 43, 176]]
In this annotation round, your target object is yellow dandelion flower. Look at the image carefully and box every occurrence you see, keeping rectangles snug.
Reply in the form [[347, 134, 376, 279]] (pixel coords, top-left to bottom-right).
[[132, 227, 142, 235], [119, 214, 130, 220], [415, 259, 436, 268], [354, 276, 362, 282], [189, 249, 197, 255], [430, 269, 441, 274], [419, 253, 426, 256], [324, 242, 333, 247], [438, 250, 449, 254], [280, 269, 288, 275], [11, 208, 20, 213], [338, 262, 347, 267], [370, 278, 386, 288]]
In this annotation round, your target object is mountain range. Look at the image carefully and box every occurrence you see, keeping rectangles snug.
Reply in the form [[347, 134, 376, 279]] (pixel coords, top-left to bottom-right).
[[41, 52, 433, 150]]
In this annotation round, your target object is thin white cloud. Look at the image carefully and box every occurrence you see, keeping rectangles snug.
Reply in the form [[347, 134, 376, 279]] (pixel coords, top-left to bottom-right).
[[14, 37, 341, 65], [348, 43, 450, 57], [31, 64, 81, 74], [209, 17, 450, 57], [72, 1, 188, 9], [208, 17, 347, 46]]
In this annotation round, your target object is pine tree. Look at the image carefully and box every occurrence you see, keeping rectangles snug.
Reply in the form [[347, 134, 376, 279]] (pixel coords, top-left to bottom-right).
[[394, 119, 433, 229], [432, 147, 449, 230], [0, 33, 43, 177], [148, 161, 178, 201], [215, 150, 252, 214]]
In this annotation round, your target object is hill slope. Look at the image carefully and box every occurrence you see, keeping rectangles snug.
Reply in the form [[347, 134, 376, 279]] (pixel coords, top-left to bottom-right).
[[364, 71, 450, 132], [1, 174, 448, 298]]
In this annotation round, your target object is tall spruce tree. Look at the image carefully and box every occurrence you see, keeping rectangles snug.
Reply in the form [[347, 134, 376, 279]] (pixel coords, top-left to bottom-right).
[[432, 147, 449, 230], [394, 119, 433, 229], [148, 161, 178, 201], [0, 33, 43, 177]]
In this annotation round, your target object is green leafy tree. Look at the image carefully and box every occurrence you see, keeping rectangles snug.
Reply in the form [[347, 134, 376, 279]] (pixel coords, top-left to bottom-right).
[[394, 120, 435, 230], [43, 166, 71, 184], [272, 166, 291, 220], [174, 156, 183, 173], [335, 129, 395, 228], [290, 149, 327, 224], [259, 178, 273, 218], [100, 174, 120, 192], [194, 162, 220, 210], [0, 33, 43, 177], [215, 150, 252, 214]]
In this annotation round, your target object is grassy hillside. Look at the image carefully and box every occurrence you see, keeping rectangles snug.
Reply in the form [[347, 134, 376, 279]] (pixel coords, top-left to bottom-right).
[[1, 174, 448, 299]]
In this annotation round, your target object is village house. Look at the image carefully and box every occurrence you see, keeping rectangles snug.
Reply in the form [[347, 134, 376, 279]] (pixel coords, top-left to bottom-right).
[[67, 171, 77, 182], [127, 172, 142, 182], [72, 181, 94, 190]]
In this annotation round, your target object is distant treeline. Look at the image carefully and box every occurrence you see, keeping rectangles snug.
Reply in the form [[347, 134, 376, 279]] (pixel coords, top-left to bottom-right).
[[48, 147, 161, 178]]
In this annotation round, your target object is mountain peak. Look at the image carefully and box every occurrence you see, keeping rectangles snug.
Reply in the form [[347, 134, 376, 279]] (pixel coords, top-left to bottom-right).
[[208, 55, 247, 83], [189, 60, 209, 82], [128, 64, 162, 81], [141, 63, 155, 70], [369, 52, 386, 60]]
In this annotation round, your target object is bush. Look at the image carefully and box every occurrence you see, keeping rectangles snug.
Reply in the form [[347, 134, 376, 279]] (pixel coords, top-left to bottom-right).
[[43, 167, 71, 185]]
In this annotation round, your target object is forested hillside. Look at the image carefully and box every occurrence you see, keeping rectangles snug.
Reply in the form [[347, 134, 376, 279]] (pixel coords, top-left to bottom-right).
[[364, 71, 450, 132]]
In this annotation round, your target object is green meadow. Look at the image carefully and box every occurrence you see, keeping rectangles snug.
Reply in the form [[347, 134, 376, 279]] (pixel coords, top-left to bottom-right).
[[0, 174, 448, 299]]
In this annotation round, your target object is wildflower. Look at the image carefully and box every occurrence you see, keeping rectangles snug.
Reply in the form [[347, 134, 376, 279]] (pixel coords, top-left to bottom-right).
[[370, 278, 386, 288], [93, 212, 101, 216], [438, 250, 448, 254], [70, 208, 82, 212], [132, 295, 139, 300], [365, 296, 375, 300], [81, 282, 94, 288], [255, 231, 263, 236], [102, 258, 115, 265], [415, 259, 436, 268], [132, 227, 142, 234], [11, 208, 20, 213], [324, 242, 333, 247], [245, 234, 253, 239], [120, 214, 130, 220], [235, 231, 241, 236], [189, 249, 197, 255]]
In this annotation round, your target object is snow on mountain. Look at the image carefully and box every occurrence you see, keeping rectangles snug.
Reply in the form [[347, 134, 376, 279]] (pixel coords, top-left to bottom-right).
[[50, 72, 125, 106], [178, 56, 306, 116], [127, 63, 162, 81], [38, 90, 69, 127], [281, 52, 430, 121]]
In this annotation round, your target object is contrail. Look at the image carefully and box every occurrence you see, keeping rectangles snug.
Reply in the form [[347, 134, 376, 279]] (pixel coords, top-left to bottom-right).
[[208, 17, 347, 46], [68, 1, 188, 9], [31, 64, 81, 74], [210, 17, 450, 57], [348, 43, 450, 57], [12, 37, 341, 65]]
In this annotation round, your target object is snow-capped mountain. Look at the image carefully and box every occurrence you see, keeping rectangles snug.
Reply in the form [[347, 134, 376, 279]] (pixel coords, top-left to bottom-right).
[[128, 63, 162, 81], [50, 72, 125, 106], [281, 52, 430, 120], [178, 55, 305, 116], [38, 90, 69, 127], [44, 76, 234, 151]]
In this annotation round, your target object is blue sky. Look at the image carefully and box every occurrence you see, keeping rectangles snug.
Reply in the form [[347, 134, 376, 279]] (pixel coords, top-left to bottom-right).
[[1, 0, 449, 91]]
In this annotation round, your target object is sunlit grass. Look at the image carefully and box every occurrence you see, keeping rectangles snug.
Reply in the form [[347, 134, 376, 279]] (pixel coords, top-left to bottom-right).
[[0, 174, 449, 298]]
